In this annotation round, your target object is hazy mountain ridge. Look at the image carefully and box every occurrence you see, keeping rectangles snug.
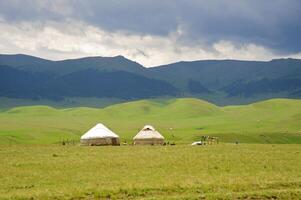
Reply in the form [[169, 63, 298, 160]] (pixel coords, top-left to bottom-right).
[[0, 54, 144, 74], [0, 65, 177, 100], [0, 54, 300, 105]]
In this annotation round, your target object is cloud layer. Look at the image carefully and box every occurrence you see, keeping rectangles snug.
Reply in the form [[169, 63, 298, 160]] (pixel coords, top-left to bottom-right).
[[0, 0, 301, 66]]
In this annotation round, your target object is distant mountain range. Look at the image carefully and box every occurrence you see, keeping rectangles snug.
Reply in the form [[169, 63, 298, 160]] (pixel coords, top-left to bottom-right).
[[1, 54, 301, 106]]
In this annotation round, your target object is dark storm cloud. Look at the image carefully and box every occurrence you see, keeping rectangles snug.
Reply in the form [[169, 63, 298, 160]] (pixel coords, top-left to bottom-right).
[[0, 0, 300, 54]]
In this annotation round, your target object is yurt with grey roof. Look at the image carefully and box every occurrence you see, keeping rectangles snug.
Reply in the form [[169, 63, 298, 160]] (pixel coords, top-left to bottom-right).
[[81, 123, 120, 146], [133, 125, 164, 145]]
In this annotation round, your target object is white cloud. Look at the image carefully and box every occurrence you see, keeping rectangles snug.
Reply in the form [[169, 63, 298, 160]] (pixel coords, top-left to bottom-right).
[[212, 41, 275, 60], [0, 20, 300, 67]]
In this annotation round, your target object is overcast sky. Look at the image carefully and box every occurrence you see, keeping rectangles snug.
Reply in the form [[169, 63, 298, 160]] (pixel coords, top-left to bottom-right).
[[0, 0, 301, 67]]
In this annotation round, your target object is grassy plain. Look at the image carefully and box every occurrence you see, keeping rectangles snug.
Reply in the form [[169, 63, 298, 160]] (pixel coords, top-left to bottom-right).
[[1, 98, 301, 199], [0, 98, 301, 144], [1, 144, 301, 199]]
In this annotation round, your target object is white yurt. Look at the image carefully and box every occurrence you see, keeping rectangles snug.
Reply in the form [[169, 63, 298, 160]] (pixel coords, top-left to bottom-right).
[[133, 125, 164, 145], [80, 123, 120, 146]]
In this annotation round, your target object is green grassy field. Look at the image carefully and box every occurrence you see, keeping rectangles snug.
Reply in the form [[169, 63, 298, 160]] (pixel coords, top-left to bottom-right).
[[0, 98, 301, 144], [1, 144, 301, 199], [1, 98, 301, 199]]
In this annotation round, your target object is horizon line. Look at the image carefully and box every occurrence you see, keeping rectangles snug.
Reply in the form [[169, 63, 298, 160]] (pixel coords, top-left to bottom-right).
[[1, 53, 300, 68]]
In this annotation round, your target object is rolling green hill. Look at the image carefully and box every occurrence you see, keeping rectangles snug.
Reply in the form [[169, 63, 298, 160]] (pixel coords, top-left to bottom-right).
[[0, 98, 301, 144]]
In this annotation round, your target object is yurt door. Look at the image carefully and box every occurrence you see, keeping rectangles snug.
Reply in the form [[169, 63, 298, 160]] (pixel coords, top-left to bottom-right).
[[112, 138, 118, 145]]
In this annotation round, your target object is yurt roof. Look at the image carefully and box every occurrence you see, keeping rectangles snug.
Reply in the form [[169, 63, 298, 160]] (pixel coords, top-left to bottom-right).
[[81, 123, 119, 140], [133, 125, 164, 140]]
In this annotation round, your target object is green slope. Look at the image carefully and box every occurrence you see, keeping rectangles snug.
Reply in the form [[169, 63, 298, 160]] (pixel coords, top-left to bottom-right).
[[0, 98, 300, 144]]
